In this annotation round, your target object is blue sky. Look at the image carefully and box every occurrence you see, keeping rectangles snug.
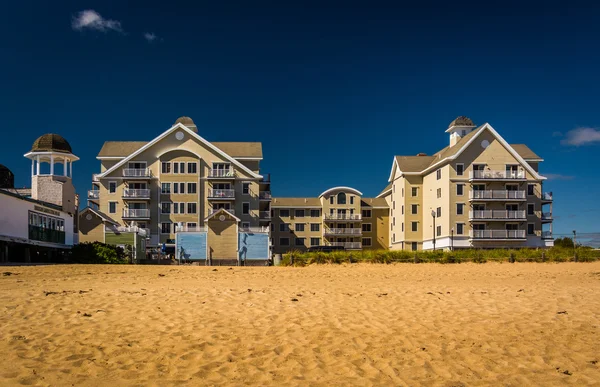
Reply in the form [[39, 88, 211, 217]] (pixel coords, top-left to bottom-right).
[[0, 1, 599, 243]]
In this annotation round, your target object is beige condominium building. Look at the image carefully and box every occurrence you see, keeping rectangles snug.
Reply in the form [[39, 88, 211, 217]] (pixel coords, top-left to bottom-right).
[[81, 117, 271, 253], [271, 187, 389, 253], [379, 116, 554, 251]]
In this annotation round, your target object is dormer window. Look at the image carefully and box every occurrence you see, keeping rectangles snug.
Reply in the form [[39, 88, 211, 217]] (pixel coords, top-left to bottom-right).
[[337, 192, 347, 205], [461, 130, 467, 136]]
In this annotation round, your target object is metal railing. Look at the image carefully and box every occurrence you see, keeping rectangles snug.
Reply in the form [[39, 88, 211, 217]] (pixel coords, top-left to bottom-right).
[[542, 212, 553, 220], [469, 190, 526, 200], [324, 228, 362, 235], [541, 231, 552, 239], [208, 169, 236, 178], [105, 225, 149, 237], [175, 225, 207, 232], [240, 226, 270, 233], [259, 191, 272, 200], [469, 210, 526, 220], [208, 189, 235, 198], [542, 192, 553, 201], [470, 170, 526, 179], [328, 241, 362, 249], [88, 190, 100, 199], [470, 230, 526, 239], [208, 208, 235, 216], [123, 168, 152, 177], [122, 209, 150, 218], [123, 188, 151, 198], [323, 214, 362, 221], [259, 211, 271, 219]]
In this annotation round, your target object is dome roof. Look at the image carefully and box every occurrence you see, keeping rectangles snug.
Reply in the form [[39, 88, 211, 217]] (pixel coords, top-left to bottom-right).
[[175, 116, 197, 132], [0, 164, 10, 171], [31, 134, 72, 154], [448, 116, 475, 128]]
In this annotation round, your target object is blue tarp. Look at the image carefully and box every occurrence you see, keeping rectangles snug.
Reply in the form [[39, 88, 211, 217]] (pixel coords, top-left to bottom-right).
[[176, 232, 207, 260], [238, 232, 269, 260]]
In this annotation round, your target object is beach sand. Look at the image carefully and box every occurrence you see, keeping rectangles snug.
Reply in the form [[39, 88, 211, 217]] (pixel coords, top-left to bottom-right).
[[1, 262, 599, 386]]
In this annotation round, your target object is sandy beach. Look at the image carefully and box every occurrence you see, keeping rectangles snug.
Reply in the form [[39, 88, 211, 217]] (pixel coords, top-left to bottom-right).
[[1, 263, 599, 386]]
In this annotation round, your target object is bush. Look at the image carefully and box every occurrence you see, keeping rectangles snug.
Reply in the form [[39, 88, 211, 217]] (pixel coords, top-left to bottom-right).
[[70, 242, 128, 264]]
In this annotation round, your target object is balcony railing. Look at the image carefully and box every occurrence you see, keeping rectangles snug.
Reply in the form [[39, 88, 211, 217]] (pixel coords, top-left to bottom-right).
[[122, 209, 150, 218], [469, 210, 526, 220], [470, 230, 526, 239], [208, 169, 236, 178], [240, 226, 270, 233], [541, 212, 553, 221], [123, 168, 152, 177], [259, 191, 272, 200], [88, 190, 100, 199], [324, 228, 362, 235], [209, 208, 235, 216], [123, 188, 151, 198], [541, 231, 552, 239], [259, 211, 272, 219], [470, 170, 526, 180], [469, 190, 526, 200], [208, 189, 235, 199], [106, 226, 150, 237], [328, 241, 362, 249], [542, 192, 553, 201], [324, 214, 362, 221], [175, 225, 207, 233]]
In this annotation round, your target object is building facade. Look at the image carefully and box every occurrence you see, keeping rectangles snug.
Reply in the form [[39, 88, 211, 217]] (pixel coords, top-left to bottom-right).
[[380, 117, 554, 251], [271, 187, 389, 254]]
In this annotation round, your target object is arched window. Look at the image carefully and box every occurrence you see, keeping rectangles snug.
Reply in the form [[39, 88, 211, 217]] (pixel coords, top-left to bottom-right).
[[337, 192, 346, 205]]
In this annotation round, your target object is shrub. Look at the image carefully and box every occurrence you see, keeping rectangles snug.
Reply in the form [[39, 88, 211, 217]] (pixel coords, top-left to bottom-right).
[[70, 242, 128, 264]]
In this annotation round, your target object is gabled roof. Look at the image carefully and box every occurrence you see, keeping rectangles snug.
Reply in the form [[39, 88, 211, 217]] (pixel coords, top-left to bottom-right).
[[98, 123, 262, 179], [204, 208, 240, 222], [510, 144, 542, 160], [360, 198, 389, 208], [376, 182, 392, 198], [98, 142, 147, 158], [271, 197, 322, 207], [97, 141, 262, 159], [319, 186, 362, 198], [80, 207, 120, 226]]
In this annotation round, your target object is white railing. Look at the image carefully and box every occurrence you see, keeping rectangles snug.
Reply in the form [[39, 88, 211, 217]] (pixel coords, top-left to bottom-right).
[[470, 230, 526, 239], [208, 208, 235, 216], [542, 192, 553, 201], [324, 228, 362, 235], [122, 209, 150, 218], [123, 168, 152, 177], [469, 190, 526, 200], [324, 214, 362, 221], [123, 188, 151, 198], [470, 170, 526, 179], [208, 189, 235, 198], [88, 190, 100, 199], [240, 226, 270, 233], [105, 226, 149, 237], [259, 211, 272, 219], [259, 191, 272, 200], [541, 231, 552, 239], [469, 210, 526, 220], [175, 225, 207, 232], [542, 212, 553, 220], [328, 242, 362, 249], [208, 169, 236, 178]]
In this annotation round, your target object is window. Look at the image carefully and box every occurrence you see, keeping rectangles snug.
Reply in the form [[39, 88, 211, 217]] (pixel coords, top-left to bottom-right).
[[242, 202, 250, 215], [402, 205, 404, 215], [310, 209, 320, 217], [436, 169, 441, 180], [279, 209, 290, 217], [310, 237, 320, 246], [295, 237, 305, 246], [393, 201, 395, 210], [295, 224, 305, 232], [456, 223, 464, 235], [337, 192, 346, 204], [457, 184, 464, 196], [437, 225, 442, 236], [456, 163, 464, 176], [393, 217, 395, 226], [241, 222, 250, 229], [350, 196, 354, 205], [173, 183, 184, 194], [161, 183, 171, 194], [173, 162, 185, 174], [437, 188, 442, 198], [527, 223, 535, 235], [412, 187, 418, 197], [280, 223, 290, 232], [362, 238, 372, 247], [280, 237, 290, 246], [295, 209, 304, 218], [456, 203, 464, 215], [108, 202, 117, 214], [329, 196, 334, 205], [436, 207, 442, 217], [187, 203, 197, 214], [161, 162, 171, 174], [402, 187, 404, 197], [187, 162, 197, 174], [187, 222, 197, 229], [362, 223, 372, 232], [310, 223, 320, 232], [161, 223, 171, 234], [528, 184, 535, 196], [402, 222, 404, 232], [362, 209, 372, 218], [411, 222, 418, 232], [411, 242, 417, 251], [109, 181, 117, 194], [411, 204, 418, 215], [173, 203, 185, 214], [184, 183, 196, 194], [528, 204, 535, 215]]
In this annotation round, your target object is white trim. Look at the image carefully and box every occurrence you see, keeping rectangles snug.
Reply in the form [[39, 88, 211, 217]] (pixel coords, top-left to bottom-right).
[[455, 222, 465, 236], [97, 156, 125, 160], [362, 223, 372, 232], [233, 157, 263, 160], [242, 181, 251, 195], [376, 187, 392, 198], [187, 161, 198, 174], [455, 163, 464, 176], [272, 205, 321, 208], [361, 237, 372, 247], [242, 201, 250, 215], [187, 202, 197, 215], [160, 201, 172, 214], [205, 208, 241, 222], [99, 123, 262, 179], [319, 186, 363, 198], [108, 201, 118, 214], [80, 207, 120, 226]]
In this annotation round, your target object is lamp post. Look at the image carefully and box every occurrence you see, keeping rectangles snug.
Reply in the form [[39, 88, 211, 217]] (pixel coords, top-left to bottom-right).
[[451, 227, 454, 251], [431, 210, 436, 251], [573, 230, 577, 261]]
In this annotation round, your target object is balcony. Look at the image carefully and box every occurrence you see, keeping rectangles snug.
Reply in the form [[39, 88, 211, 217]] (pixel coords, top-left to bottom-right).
[[542, 192, 553, 202], [470, 230, 526, 240], [259, 211, 272, 220], [108, 226, 150, 237], [88, 190, 100, 200], [469, 190, 526, 201], [323, 214, 362, 221], [469, 210, 526, 220], [259, 191, 272, 200], [123, 168, 152, 178], [541, 231, 553, 239], [541, 212, 553, 222], [175, 225, 207, 233], [324, 228, 362, 236], [208, 189, 235, 199], [208, 208, 235, 216], [123, 188, 151, 199], [328, 242, 362, 250], [122, 209, 150, 219], [469, 170, 526, 181], [208, 169, 236, 178]]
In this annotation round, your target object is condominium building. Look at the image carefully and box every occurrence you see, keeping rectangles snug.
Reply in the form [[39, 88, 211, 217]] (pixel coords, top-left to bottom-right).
[[80, 117, 271, 261], [271, 187, 389, 253], [379, 116, 554, 250]]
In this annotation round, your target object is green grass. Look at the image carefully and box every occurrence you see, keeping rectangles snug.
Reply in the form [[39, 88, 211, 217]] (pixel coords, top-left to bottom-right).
[[280, 247, 600, 266]]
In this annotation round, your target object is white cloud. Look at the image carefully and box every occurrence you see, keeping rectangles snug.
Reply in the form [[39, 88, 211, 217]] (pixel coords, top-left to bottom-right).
[[72, 10, 123, 33], [144, 32, 158, 42], [545, 173, 575, 180], [561, 127, 600, 146]]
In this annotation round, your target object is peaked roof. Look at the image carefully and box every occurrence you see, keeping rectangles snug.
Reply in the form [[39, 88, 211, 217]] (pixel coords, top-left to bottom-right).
[[271, 197, 322, 207], [80, 207, 120, 226], [510, 144, 542, 160], [98, 142, 147, 158], [97, 141, 262, 159], [204, 208, 240, 222], [394, 155, 437, 172], [376, 182, 392, 198], [360, 198, 389, 208]]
